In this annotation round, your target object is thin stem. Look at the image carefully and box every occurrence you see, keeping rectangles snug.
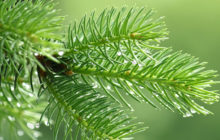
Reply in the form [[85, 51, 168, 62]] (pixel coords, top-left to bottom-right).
[[72, 65, 189, 88]]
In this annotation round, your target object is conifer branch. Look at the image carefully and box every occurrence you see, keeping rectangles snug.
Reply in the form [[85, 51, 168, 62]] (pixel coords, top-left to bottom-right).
[[41, 74, 147, 140], [66, 8, 219, 116], [0, 0, 219, 140]]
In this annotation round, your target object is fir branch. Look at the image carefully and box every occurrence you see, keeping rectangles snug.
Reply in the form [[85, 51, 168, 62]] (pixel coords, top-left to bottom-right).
[[70, 48, 219, 116], [0, 0, 64, 99], [66, 7, 167, 62], [0, 1, 219, 140], [66, 8, 219, 116], [41, 74, 147, 140]]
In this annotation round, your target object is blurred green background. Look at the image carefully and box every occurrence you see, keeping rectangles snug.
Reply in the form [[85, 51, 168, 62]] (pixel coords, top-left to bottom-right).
[[42, 0, 220, 140]]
